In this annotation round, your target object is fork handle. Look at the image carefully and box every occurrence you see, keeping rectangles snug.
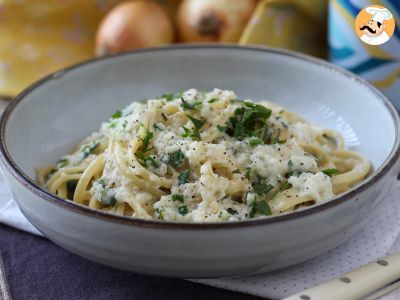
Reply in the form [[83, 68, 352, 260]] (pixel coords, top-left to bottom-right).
[[283, 251, 400, 300]]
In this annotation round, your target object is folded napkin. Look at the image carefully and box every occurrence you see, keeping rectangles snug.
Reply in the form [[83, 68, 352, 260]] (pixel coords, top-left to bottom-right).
[[0, 169, 399, 299]]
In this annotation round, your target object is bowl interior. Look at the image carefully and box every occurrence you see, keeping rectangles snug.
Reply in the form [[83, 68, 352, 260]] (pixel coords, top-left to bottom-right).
[[3, 46, 397, 183]]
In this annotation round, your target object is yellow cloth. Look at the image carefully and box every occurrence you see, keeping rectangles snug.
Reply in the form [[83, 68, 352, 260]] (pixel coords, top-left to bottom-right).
[[0, 0, 123, 96]]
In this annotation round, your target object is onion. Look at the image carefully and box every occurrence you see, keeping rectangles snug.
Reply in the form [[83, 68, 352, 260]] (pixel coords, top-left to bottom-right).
[[96, 1, 174, 56], [177, 0, 257, 43]]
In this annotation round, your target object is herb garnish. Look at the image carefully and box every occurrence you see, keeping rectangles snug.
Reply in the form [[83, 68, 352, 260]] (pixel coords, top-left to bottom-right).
[[186, 115, 204, 129], [162, 92, 183, 102], [168, 150, 185, 168], [181, 98, 202, 110], [182, 115, 204, 141], [178, 205, 188, 215], [322, 168, 339, 177], [153, 123, 163, 131], [111, 110, 122, 119], [208, 98, 218, 103], [249, 137, 262, 147], [253, 181, 274, 196], [232, 169, 241, 174], [287, 160, 301, 177], [245, 167, 252, 179], [135, 128, 157, 168], [100, 189, 116, 206], [81, 141, 100, 159], [249, 200, 272, 218], [221, 101, 272, 142], [155, 207, 165, 220], [217, 125, 227, 132], [56, 158, 69, 168], [178, 169, 191, 185], [279, 181, 292, 191], [172, 194, 184, 203]]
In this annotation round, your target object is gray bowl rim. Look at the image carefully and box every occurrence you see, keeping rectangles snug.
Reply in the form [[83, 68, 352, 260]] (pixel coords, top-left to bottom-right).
[[0, 44, 399, 230]]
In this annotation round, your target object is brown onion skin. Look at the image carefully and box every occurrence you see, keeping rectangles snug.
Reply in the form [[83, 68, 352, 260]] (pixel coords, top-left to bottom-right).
[[177, 0, 257, 43], [96, 1, 174, 56]]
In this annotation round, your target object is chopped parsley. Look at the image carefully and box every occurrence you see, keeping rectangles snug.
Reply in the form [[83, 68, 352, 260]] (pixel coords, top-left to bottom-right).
[[135, 128, 157, 168], [249, 200, 272, 218], [249, 136, 262, 147], [108, 121, 117, 128], [178, 205, 188, 215], [162, 92, 183, 102], [111, 110, 122, 119], [222, 101, 272, 141], [168, 150, 185, 168], [253, 181, 273, 196], [81, 141, 100, 159], [144, 156, 159, 168], [217, 125, 227, 132], [178, 169, 191, 185], [172, 194, 184, 203], [232, 169, 241, 174], [279, 181, 292, 191], [186, 115, 204, 129], [181, 98, 202, 110], [56, 158, 69, 168], [153, 123, 163, 131], [245, 167, 252, 179], [155, 207, 165, 220], [208, 98, 218, 103], [97, 179, 106, 187], [100, 189, 116, 206], [322, 168, 339, 177], [191, 128, 201, 141], [181, 117, 202, 141], [287, 160, 301, 177]]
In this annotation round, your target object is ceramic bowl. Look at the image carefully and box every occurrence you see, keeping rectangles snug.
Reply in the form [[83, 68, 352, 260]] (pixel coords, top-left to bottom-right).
[[1, 45, 399, 278]]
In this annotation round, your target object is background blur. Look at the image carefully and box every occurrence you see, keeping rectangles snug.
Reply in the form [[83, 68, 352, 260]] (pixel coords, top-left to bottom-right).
[[0, 0, 398, 108]]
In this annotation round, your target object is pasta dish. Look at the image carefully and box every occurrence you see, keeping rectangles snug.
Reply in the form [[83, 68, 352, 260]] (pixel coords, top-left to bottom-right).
[[37, 89, 371, 222]]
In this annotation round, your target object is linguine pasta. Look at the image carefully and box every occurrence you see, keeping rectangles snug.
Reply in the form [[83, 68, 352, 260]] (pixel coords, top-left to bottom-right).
[[37, 89, 371, 222]]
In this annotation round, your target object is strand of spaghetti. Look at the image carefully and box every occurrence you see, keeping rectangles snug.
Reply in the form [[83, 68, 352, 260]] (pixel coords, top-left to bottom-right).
[[317, 129, 345, 150], [48, 173, 82, 195], [88, 195, 103, 209], [46, 165, 87, 187], [57, 183, 67, 199], [331, 150, 371, 194], [269, 188, 314, 214], [73, 154, 105, 204], [127, 200, 153, 219], [300, 143, 331, 167], [112, 142, 165, 197], [116, 203, 126, 215], [145, 101, 157, 130]]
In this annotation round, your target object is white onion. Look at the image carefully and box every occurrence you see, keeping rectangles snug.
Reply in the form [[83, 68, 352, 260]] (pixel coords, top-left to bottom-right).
[[96, 1, 174, 56], [177, 0, 257, 43]]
